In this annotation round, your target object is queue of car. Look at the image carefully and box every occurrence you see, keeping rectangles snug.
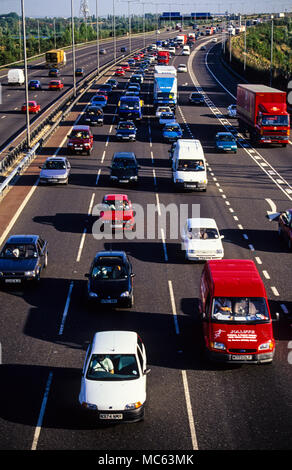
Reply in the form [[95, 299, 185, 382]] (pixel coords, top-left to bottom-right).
[[1, 34, 283, 425]]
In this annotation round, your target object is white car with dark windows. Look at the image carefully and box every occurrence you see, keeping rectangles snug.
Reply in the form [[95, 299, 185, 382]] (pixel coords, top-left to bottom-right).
[[181, 218, 224, 261]]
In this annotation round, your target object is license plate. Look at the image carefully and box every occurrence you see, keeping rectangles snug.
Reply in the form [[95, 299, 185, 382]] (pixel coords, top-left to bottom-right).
[[112, 224, 123, 228], [119, 180, 129, 183], [5, 279, 21, 283], [101, 299, 117, 304], [185, 184, 196, 188], [99, 413, 123, 420], [74, 147, 82, 150], [231, 355, 252, 361], [49, 179, 58, 182]]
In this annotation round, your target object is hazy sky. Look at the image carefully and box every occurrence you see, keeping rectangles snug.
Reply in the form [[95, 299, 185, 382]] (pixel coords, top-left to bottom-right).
[[0, 0, 291, 17]]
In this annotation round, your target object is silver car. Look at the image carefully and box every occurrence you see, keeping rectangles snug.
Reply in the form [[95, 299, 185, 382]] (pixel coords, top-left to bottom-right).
[[39, 157, 71, 184], [227, 104, 237, 118]]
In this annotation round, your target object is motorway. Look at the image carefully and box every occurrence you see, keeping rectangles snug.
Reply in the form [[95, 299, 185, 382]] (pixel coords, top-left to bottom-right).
[[0, 30, 292, 453]]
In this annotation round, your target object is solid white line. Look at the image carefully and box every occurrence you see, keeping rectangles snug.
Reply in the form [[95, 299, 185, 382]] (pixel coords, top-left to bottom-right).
[[155, 193, 161, 216], [168, 280, 180, 335], [181, 370, 199, 450], [161, 228, 168, 262], [31, 371, 53, 450], [58, 281, 74, 335]]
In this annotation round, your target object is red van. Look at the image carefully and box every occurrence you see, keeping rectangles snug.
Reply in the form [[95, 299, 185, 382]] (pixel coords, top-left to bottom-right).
[[199, 259, 276, 364]]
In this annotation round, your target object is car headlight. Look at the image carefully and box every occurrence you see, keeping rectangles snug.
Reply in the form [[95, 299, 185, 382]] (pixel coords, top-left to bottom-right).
[[210, 342, 226, 351], [88, 292, 98, 298], [175, 178, 184, 183], [130, 176, 137, 180], [129, 134, 136, 138], [25, 271, 36, 277], [120, 291, 130, 297], [81, 402, 97, 410], [258, 341, 274, 351], [125, 402, 142, 410]]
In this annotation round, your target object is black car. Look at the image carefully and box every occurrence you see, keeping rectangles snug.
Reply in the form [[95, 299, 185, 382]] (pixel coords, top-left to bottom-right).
[[97, 84, 112, 95], [83, 105, 104, 126], [106, 78, 118, 89], [0, 235, 48, 286], [48, 68, 60, 77], [75, 67, 84, 76], [189, 92, 205, 105], [109, 152, 140, 185], [121, 46, 127, 52], [85, 251, 135, 308], [115, 120, 137, 141]]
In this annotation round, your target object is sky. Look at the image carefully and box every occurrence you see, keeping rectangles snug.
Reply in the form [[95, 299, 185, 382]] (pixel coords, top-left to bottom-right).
[[0, 0, 291, 18]]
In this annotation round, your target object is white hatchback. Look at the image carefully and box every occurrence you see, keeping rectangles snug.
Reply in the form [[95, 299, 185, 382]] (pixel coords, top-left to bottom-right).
[[181, 218, 224, 261], [79, 331, 150, 423], [177, 64, 187, 73]]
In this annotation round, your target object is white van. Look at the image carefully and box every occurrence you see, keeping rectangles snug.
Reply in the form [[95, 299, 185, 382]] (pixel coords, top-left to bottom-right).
[[182, 45, 190, 56], [7, 69, 25, 85], [171, 139, 207, 191]]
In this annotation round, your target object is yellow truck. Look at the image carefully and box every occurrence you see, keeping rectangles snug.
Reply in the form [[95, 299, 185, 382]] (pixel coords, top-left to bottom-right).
[[45, 49, 67, 68]]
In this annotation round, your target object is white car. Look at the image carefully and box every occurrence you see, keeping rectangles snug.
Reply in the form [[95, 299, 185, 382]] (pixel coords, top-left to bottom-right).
[[177, 64, 187, 73], [181, 218, 224, 261], [79, 331, 150, 423], [212, 37, 218, 42], [155, 106, 172, 119], [227, 104, 237, 117], [159, 111, 176, 127]]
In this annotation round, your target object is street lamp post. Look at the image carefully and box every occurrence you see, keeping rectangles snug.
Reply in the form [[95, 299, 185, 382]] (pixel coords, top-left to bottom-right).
[[71, 0, 76, 97], [113, 0, 116, 64], [270, 16, 274, 87], [96, 0, 100, 74], [21, 0, 30, 149]]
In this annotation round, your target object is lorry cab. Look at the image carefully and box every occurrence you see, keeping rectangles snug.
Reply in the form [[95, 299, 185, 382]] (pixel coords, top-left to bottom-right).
[[171, 139, 207, 191], [199, 260, 276, 364]]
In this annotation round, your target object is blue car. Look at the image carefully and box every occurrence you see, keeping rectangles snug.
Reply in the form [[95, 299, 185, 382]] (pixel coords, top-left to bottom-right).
[[115, 120, 137, 141], [162, 122, 183, 142], [215, 132, 237, 153], [90, 94, 107, 108], [28, 79, 42, 90], [128, 59, 135, 66]]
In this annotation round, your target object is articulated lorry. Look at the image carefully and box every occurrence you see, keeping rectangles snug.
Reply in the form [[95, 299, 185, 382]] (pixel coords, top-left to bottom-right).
[[237, 84, 290, 147], [153, 66, 177, 109]]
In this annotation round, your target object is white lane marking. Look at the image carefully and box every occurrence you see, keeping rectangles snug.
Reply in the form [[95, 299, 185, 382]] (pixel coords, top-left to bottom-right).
[[168, 280, 180, 335], [181, 370, 199, 451], [255, 257, 262, 265], [161, 228, 168, 262], [76, 193, 95, 262], [101, 150, 106, 163], [265, 198, 277, 214], [271, 286, 280, 296], [281, 304, 289, 314], [262, 270, 270, 279], [96, 169, 101, 185], [155, 193, 161, 216], [31, 371, 53, 450], [58, 281, 74, 335]]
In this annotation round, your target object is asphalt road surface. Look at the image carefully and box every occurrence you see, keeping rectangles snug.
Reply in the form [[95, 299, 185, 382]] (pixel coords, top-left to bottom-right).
[[0, 32, 291, 456]]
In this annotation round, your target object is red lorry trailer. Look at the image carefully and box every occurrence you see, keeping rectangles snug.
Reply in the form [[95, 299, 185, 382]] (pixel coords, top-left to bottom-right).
[[157, 50, 170, 65], [199, 259, 276, 364], [237, 84, 290, 146]]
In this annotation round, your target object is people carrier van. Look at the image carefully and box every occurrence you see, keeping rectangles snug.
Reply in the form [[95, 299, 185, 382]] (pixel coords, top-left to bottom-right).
[[171, 139, 207, 191]]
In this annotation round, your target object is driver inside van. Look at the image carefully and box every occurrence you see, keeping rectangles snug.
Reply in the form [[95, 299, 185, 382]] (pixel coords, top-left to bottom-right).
[[213, 298, 232, 319]]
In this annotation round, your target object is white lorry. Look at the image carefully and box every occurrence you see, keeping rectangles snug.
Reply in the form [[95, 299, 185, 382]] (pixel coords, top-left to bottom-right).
[[8, 69, 25, 85]]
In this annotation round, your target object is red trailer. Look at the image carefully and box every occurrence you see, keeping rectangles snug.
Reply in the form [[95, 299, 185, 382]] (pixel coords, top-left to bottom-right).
[[157, 50, 170, 65], [237, 84, 290, 146]]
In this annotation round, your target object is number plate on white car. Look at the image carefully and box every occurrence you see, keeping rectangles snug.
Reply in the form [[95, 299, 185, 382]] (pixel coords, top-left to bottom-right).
[[99, 413, 123, 420], [5, 279, 21, 283]]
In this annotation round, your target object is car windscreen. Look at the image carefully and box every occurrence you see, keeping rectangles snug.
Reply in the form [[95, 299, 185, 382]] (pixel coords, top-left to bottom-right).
[[1, 244, 37, 259], [211, 297, 270, 323], [165, 125, 180, 132], [218, 135, 236, 142], [120, 101, 139, 110], [104, 200, 130, 210], [112, 158, 137, 169], [118, 123, 135, 129], [70, 131, 90, 138], [188, 228, 219, 239], [261, 115, 289, 126], [91, 262, 128, 280], [86, 354, 140, 380], [43, 160, 66, 170], [177, 159, 205, 171]]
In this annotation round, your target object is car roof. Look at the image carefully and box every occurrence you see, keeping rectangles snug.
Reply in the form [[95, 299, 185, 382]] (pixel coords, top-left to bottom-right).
[[187, 218, 218, 228], [72, 125, 90, 130], [45, 156, 67, 162], [94, 250, 127, 262], [113, 152, 136, 159], [5, 235, 39, 244], [104, 194, 129, 201], [91, 331, 138, 355]]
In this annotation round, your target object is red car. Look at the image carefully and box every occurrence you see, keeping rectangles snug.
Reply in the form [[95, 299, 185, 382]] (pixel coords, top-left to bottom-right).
[[21, 100, 40, 113], [121, 63, 130, 71], [49, 79, 64, 90], [133, 55, 140, 61], [100, 194, 135, 231], [115, 67, 125, 76], [138, 52, 144, 58]]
